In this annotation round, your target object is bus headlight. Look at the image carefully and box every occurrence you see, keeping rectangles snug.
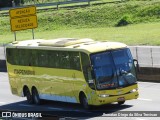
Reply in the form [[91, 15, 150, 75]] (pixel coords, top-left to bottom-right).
[[130, 88, 138, 93], [99, 94, 110, 97]]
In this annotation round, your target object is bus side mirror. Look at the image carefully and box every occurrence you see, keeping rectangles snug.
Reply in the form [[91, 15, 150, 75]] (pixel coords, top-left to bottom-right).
[[133, 59, 140, 73], [85, 66, 95, 90], [88, 79, 95, 89]]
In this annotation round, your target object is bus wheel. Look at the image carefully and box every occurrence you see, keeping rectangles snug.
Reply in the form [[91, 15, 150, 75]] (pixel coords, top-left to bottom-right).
[[32, 88, 41, 105], [118, 101, 125, 105], [25, 88, 33, 104], [80, 94, 90, 110]]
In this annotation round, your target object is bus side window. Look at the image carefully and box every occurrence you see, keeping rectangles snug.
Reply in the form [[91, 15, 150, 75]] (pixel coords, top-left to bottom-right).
[[13, 49, 19, 65], [30, 50, 38, 66], [69, 52, 81, 70], [7, 48, 22, 65], [54, 53, 60, 67], [19, 49, 29, 66], [81, 52, 92, 81], [6, 48, 13, 65], [48, 51, 60, 68], [58, 51, 69, 69], [38, 50, 48, 67]]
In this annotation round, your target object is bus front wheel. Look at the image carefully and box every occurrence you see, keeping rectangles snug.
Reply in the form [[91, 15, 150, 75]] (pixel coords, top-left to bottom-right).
[[24, 88, 33, 104], [32, 88, 41, 105], [80, 94, 90, 110], [118, 101, 125, 105]]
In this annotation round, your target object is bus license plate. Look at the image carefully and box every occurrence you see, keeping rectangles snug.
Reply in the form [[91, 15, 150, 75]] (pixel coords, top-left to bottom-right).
[[117, 97, 125, 101]]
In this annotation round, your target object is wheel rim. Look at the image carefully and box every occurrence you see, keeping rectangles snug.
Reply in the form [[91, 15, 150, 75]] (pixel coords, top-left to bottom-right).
[[82, 96, 89, 109], [33, 89, 40, 104], [26, 89, 32, 103], [118, 101, 125, 105], [34, 91, 38, 103]]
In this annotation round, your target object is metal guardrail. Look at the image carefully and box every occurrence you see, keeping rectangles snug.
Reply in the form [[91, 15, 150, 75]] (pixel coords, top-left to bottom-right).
[[36, 0, 91, 10], [0, 44, 6, 60], [1, 45, 160, 81], [1, 45, 160, 68], [0, 0, 92, 16], [0, 0, 91, 9], [129, 46, 160, 68]]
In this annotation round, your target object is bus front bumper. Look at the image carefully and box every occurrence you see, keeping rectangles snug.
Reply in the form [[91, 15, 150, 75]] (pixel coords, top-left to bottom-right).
[[91, 91, 139, 106]]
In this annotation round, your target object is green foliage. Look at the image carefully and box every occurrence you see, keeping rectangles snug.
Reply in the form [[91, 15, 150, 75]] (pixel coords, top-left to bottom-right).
[[0, 0, 160, 40], [35, 0, 160, 31], [116, 14, 133, 27], [0, 0, 12, 7]]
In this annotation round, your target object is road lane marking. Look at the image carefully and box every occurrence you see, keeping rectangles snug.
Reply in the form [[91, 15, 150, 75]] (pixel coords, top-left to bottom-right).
[[137, 98, 152, 101], [0, 102, 6, 104], [48, 107, 92, 114], [19, 104, 33, 107], [72, 110, 92, 114], [48, 107, 63, 110], [136, 118, 147, 120]]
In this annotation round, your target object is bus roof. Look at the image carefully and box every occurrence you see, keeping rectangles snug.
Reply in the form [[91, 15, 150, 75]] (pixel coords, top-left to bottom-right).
[[7, 38, 127, 54]]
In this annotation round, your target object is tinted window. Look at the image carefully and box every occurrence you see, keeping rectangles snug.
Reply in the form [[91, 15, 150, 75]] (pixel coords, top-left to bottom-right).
[[6, 48, 19, 65], [6, 48, 81, 70], [81, 52, 92, 81]]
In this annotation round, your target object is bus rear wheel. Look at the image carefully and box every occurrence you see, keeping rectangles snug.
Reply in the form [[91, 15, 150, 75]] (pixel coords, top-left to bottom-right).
[[25, 88, 33, 104], [32, 88, 41, 105], [80, 94, 90, 110]]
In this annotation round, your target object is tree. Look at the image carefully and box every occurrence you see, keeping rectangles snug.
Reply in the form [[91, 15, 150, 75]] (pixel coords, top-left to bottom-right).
[[0, 0, 12, 8]]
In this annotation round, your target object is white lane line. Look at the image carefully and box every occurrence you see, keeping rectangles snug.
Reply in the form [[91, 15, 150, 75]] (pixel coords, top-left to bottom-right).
[[0, 102, 6, 104], [48, 107, 63, 110], [137, 98, 152, 101], [48, 107, 92, 114], [19, 104, 33, 107], [136, 118, 147, 120], [72, 110, 92, 114]]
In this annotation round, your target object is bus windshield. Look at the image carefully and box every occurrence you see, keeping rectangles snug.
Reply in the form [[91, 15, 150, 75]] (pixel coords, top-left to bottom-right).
[[90, 48, 137, 90]]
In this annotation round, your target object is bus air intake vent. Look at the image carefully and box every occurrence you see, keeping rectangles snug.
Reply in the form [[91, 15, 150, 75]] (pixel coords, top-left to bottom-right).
[[38, 38, 94, 47]]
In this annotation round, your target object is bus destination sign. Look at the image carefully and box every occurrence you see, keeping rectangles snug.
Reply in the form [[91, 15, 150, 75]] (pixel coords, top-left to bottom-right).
[[9, 6, 38, 31]]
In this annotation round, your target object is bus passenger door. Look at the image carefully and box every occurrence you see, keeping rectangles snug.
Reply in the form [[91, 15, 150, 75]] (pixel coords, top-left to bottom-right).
[[63, 71, 78, 103], [64, 52, 84, 103]]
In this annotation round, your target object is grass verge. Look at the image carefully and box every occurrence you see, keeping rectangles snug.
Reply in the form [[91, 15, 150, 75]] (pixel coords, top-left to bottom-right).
[[1, 22, 160, 45], [0, 0, 160, 45]]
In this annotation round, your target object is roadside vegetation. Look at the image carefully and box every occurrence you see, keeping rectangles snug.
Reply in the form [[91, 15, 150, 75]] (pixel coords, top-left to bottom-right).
[[0, 0, 160, 45]]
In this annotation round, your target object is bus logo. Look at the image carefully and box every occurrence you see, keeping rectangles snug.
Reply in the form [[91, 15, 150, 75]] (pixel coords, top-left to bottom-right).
[[2, 112, 11, 117]]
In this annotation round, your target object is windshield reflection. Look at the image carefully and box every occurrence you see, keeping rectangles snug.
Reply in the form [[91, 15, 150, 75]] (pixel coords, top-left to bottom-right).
[[90, 48, 137, 90], [112, 49, 136, 87]]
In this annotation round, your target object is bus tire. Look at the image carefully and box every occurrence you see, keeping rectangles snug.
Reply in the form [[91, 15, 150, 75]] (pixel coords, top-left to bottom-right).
[[32, 88, 41, 105], [24, 87, 33, 104], [118, 101, 125, 105], [80, 93, 90, 110]]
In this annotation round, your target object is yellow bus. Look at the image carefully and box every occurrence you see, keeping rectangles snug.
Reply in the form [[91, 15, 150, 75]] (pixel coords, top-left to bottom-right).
[[6, 38, 139, 109]]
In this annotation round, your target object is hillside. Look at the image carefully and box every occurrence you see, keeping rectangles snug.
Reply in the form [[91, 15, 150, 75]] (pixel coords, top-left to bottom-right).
[[0, 0, 160, 44]]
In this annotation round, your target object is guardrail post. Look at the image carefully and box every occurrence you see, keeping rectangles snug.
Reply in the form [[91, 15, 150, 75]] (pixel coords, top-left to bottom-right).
[[150, 47, 153, 67], [88, 0, 90, 6], [57, 0, 59, 10], [14, 32, 17, 41], [136, 47, 138, 61], [3, 43, 6, 60], [12, 0, 16, 8], [57, 4, 59, 10]]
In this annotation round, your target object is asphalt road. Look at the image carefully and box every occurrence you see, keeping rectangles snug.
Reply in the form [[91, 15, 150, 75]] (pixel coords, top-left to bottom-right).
[[0, 72, 160, 120]]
